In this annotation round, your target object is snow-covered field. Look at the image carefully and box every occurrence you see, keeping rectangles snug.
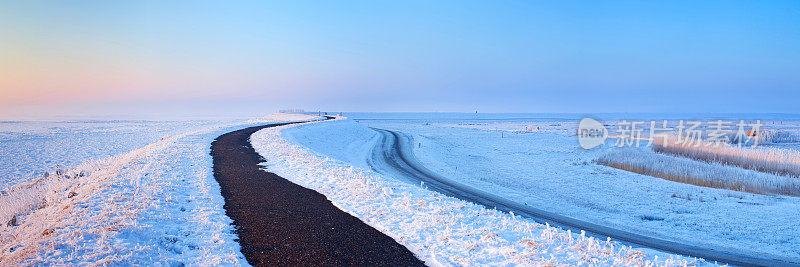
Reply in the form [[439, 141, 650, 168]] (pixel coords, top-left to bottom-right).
[[258, 119, 697, 266], [443, 121, 579, 135], [4, 111, 797, 265], [0, 113, 318, 265], [0, 120, 227, 189], [350, 114, 800, 262]]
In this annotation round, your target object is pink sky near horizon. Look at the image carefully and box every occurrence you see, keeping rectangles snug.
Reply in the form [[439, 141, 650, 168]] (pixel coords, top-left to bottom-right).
[[2, 1, 799, 119]]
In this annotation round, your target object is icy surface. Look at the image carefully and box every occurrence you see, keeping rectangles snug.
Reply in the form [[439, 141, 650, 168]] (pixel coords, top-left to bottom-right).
[[267, 118, 700, 266]]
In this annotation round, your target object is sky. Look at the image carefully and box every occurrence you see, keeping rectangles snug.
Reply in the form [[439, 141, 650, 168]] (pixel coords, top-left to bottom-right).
[[1, 0, 799, 119]]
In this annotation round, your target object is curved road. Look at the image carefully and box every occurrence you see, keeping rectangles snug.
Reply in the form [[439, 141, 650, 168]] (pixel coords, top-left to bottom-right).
[[210, 119, 424, 266], [367, 127, 799, 267]]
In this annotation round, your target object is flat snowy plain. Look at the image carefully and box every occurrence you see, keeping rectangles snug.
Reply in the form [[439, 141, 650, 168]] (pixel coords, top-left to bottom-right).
[[0, 114, 316, 265], [0, 120, 227, 189], [349, 113, 800, 262], [3, 112, 796, 265]]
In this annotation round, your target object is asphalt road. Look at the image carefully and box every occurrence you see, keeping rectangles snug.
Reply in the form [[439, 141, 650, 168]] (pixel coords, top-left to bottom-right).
[[210, 119, 424, 266], [367, 127, 799, 267]]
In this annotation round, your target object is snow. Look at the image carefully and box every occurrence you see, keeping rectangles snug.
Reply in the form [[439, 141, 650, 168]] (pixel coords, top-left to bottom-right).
[[259, 118, 699, 266], [0, 113, 320, 265], [358, 117, 800, 261], [5, 111, 791, 265], [652, 137, 800, 178], [282, 119, 379, 170], [444, 121, 579, 135], [0, 120, 228, 189], [597, 147, 800, 196]]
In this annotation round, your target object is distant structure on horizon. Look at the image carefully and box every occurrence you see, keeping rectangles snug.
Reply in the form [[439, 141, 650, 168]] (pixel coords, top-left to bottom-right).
[[279, 109, 304, 113]]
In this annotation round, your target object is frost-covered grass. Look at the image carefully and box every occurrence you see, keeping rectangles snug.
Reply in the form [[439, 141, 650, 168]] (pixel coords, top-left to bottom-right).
[[361, 119, 800, 260], [757, 129, 800, 144], [597, 148, 800, 196], [653, 137, 800, 178], [0, 165, 93, 230], [0, 113, 319, 265], [0, 133, 185, 264], [253, 120, 698, 266], [0, 120, 226, 189]]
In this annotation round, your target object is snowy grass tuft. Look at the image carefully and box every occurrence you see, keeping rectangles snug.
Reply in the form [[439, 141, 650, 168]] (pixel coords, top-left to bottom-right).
[[597, 148, 800, 196], [0, 165, 92, 229], [252, 120, 699, 266], [0, 134, 182, 264], [0, 113, 319, 265], [653, 137, 800, 178]]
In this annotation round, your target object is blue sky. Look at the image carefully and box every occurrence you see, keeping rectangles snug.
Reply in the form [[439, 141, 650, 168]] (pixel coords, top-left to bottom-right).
[[1, 1, 799, 119]]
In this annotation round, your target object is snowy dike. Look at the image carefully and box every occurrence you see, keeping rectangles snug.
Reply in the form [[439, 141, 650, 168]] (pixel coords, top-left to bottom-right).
[[5, 113, 795, 265], [0, 114, 316, 265], [252, 118, 699, 266]]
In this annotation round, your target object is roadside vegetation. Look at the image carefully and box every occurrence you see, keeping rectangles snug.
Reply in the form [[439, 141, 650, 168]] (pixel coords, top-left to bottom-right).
[[757, 129, 800, 144], [596, 148, 800, 196]]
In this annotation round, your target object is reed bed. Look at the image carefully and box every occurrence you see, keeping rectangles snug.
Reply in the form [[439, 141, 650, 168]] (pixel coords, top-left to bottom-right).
[[596, 148, 800, 196], [652, 137, 800, 177]]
